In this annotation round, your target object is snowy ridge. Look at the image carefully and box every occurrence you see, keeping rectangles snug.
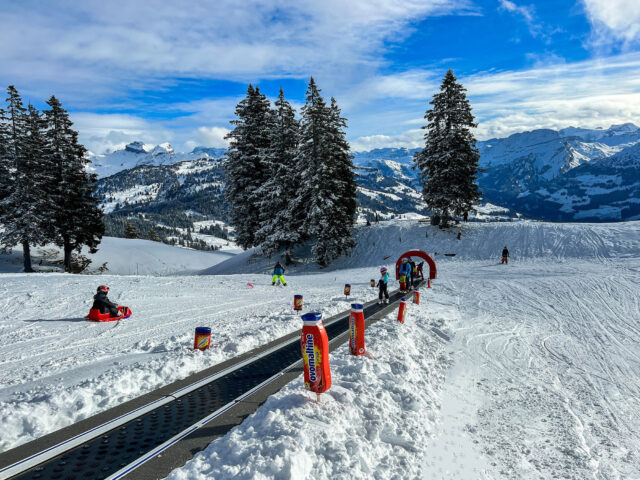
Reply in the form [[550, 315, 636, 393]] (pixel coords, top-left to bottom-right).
[[89, 142, 222, 178], [202, 219, 640, 276]]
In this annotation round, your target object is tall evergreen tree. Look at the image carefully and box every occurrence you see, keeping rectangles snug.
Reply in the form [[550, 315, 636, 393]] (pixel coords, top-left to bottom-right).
[[255, 88, 301, 261], [296, 78, 356, 266], [413, 70, 481, 227], [0, 90, 52, 271], [43, 96, 104, 272], [0, 104, 11, 210], [224, 85, 272, 249]]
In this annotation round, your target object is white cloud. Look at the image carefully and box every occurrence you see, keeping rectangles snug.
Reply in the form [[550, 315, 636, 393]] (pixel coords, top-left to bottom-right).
[[72, 112, 173, 154], [582, 0, 640, 47], [498, 0, 534, 23], [349, 52, 640, 149], [351, 130, 424, 151], [0, 0, 474, 101], [195, 126, 231, 148], [496, 0, 547, 39]]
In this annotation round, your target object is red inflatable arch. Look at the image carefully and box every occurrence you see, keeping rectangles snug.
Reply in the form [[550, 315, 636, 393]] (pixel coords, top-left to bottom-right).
[[395, 250, 437, 280]]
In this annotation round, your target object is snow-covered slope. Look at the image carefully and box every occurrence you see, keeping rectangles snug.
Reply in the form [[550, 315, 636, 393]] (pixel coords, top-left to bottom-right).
[[202, 218, 640, 276], [1, 220, 639, 479], [0, 236, 235, 275]]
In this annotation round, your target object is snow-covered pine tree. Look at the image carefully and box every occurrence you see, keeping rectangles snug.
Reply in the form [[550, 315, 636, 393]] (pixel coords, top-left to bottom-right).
[[224, 85, 272, 249], [43, 96, 104, 272], [327, 97, 357, 224], [0, 103, 11, 211], [413, 70, 481, 227], [255, 88, 301, 262], [0, 90, 53, 272], [297, 78, 356, 266]]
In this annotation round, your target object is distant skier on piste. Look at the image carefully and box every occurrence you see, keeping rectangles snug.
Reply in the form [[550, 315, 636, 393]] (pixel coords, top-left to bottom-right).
[[272, 261, 287, 286], [377, 267, 390, 304], [501, 246, 510, 264], [92, 286, 120, 316]]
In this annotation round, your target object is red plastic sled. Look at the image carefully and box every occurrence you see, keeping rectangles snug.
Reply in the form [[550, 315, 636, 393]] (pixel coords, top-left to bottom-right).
[[86, 306, 132, 322]]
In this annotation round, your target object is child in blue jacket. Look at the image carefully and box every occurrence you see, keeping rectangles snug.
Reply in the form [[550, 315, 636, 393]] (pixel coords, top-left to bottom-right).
[[377, 267, 390, 304], [399, 257, 412, 291], [272, 262, 287, 286]]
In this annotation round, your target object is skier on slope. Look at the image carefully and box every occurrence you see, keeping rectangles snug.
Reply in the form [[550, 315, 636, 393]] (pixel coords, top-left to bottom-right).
[[377, 267, 390, 304], [272, 261, 287, 286], [399, 257, 412, 292], [92, 286, 120, 316], [501, 246, 510, 264]]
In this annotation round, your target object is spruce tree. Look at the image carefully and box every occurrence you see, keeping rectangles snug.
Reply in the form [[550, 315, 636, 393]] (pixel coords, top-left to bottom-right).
[[255, 88, 301, 261], [148, 228, 161, 242], [296, 78, 356, 266], [413, 70, 481, 227], [43, 96, 104, 272], [224, 85, 272, 249], [0, 104, 11, 210], [125, 222, 138, 239], [0, 90, 52, 272]]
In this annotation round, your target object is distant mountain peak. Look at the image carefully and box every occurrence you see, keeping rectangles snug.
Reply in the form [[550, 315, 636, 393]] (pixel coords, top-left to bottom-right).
[[124, 141, 150, 154]]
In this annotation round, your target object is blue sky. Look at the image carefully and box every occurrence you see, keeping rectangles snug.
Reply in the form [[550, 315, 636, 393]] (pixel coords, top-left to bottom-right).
[[2, 0, 640, 153]]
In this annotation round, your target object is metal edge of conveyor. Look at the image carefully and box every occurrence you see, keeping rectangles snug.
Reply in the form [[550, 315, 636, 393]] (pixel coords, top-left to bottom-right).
[[0, 283, 421, 480]]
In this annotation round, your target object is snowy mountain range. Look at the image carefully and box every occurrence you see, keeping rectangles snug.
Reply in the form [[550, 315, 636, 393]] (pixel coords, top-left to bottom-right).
[[89, 142, 226, 178], [92, 123, 640, 224]]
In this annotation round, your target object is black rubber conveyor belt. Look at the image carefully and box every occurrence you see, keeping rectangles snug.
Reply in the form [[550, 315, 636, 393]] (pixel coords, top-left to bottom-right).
[[0, 285, 418, 480]]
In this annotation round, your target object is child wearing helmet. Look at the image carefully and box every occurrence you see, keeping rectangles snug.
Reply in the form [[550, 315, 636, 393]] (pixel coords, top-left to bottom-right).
[[399, 257, 412, 292], [92, 286, 120, 316], [377, 267, 390, 304]]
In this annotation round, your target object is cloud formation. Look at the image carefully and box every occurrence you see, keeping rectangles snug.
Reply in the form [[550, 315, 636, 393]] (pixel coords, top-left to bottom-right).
[[350, 52, 640, 148], [3, 1, 640, 153], [582, 0, 640, 47]]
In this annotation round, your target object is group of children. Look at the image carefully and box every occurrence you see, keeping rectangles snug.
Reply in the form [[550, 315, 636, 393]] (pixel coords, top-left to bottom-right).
[[376, 256, 423, 304]]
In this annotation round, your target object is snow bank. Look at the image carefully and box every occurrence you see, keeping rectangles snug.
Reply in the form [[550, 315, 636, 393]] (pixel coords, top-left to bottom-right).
[[167, 303, 449, 480]]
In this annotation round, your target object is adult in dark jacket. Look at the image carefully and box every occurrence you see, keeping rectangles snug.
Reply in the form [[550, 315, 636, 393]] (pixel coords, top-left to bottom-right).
[[501, 246, 510, 264], [92, 286, 120, 316], [409, 259, 417, 288]]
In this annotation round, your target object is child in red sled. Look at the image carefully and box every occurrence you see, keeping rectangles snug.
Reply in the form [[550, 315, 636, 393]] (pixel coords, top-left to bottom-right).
[[92, 285, 120, 317]]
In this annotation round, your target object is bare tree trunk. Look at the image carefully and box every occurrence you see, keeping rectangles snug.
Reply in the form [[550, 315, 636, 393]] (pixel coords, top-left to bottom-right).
[[22, 240, 34, 273], [63, 237, 72, 273]]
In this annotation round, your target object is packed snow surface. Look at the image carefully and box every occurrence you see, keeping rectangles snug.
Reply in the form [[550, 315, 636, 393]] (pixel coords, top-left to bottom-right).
[[0, 220, 639, 480]]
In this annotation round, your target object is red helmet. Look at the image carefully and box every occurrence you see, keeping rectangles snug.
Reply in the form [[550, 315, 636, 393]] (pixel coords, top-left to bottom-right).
[[97, 285, 109, 293]]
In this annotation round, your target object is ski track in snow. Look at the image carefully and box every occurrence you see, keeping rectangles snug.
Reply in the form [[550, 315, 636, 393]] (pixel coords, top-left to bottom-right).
[[423, 259, 640, 480]]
